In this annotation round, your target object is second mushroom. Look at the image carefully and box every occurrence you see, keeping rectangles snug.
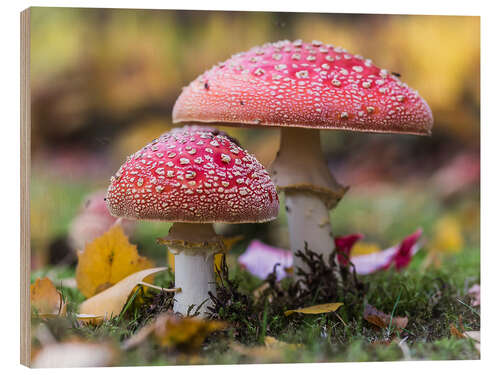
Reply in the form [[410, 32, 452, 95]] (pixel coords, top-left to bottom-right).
[[106, 125, 279, 315]]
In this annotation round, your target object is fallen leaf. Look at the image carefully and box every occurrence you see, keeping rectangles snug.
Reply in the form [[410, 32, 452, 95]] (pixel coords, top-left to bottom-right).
[[32, 339, 117, 368], [230, 342, 285, 362], [222, 235, 245, 251], [450, 324, 465, 338], [122, 313, 226, 353], [468, 284, 480, 306], [31, 277, 67, 318], [78, 267, 166, 320], [363, 304, 408, 330], [432, 216, 464, 254], [154, 315, 226, 351], [238, 240, 293, 281], [422, 216, 464, 269], [76, 224, 154, 298], [75, 314, 104, 325], [264, 336, 302, 350], [285, 302, 343, 317]]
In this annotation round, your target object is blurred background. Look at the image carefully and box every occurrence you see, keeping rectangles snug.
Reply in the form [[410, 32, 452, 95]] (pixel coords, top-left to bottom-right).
[[30, 8, 480, 270]]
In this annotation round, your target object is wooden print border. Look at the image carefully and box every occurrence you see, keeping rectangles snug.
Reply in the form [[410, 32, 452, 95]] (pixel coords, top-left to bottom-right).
[[20, 7, 31, 367]]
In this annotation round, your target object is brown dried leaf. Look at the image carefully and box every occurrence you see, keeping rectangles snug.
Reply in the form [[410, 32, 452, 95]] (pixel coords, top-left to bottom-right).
[[450, 324, 465, 338], [31, 277, 67, 318], [363, 304, 408, 330]]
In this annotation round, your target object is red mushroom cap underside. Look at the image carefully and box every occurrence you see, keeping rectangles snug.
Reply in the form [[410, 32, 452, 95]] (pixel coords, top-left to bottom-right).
[[106, 125, 279, 223], [173, 40, 433, 135]]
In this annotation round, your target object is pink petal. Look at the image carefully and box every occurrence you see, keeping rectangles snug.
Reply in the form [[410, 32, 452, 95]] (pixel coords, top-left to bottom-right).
[[351, 229, 422, 275], [350, 247, 399, 275], [335, 234, 364, 266], [238, 240, 293, 281], [391, 228, 423, 270], [467, 284, 480, 307], [68, 190, 136, 251]]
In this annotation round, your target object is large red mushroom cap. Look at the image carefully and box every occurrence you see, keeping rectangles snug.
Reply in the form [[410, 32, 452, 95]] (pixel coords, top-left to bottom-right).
[[173, 40, 433, 135], [106, 125, 279, 223]]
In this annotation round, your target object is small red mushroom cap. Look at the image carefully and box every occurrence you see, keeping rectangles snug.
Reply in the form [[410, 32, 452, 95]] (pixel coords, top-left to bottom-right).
[[173, 40, 433, 135], [106, 126, 279, 223]]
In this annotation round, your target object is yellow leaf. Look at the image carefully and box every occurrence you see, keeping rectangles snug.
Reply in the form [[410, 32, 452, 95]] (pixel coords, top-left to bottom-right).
[[431, 216, 464, 254], [230, 342, 287, 362], [78, 267, 166, 320], [284, 302, 343, 317], [351, 242, 381, 257], [154, 315, 226, 351], [31, 277, 66, 318], [222, 235, 244, 251], [122, 313, 226, 353], [264, 336, 302, 350], [76, 224, 154, 298]]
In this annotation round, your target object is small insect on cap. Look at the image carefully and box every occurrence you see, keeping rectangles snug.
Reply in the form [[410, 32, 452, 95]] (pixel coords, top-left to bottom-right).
[[173, 40, 433, 135], [106, 125, 279, 224]]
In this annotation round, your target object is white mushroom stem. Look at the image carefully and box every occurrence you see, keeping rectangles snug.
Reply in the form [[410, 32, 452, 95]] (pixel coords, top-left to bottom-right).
[[166, 222, 218, 316], [271, 128, 347, 278], [174, 252, 215, 316], [285, 192, 335, 268]]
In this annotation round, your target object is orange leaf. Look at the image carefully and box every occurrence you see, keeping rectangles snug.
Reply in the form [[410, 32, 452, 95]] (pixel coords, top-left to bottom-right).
[[31, 277, 66, 318], [363, 304, 408, 330]]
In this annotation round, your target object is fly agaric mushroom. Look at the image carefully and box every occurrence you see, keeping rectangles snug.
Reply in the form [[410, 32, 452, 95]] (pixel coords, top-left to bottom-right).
[[106, 125, 279, 315], [173, 39, 433, 276]]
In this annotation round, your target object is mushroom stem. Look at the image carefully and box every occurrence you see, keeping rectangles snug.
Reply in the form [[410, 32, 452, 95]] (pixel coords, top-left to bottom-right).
[[167, 222, 217, 316], [285, 192, 335, 268], [174, 251, 215, 316], [271, 128, 346, 282]]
